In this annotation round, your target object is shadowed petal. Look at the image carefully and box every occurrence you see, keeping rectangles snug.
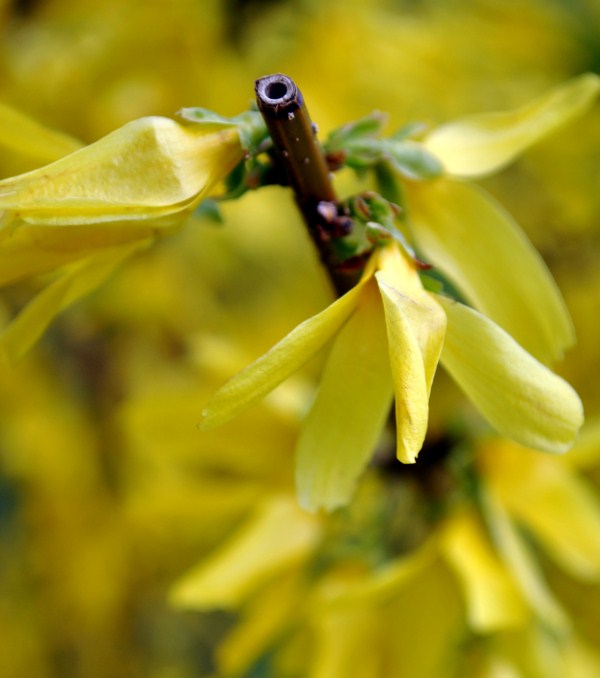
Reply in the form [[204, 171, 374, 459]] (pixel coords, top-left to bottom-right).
[[480, 442, 600, 581], [423, 73, 600, 177], [408, 178, 574, 363], [0, 101, 83, 163], [0, 241, 147, 364], [170, 496, 319, 610], [436, 294, 583, 453], [296, 281, 394, 511], [482, 489, 569, 632], [0, 117, 242, 225], [440, 509, 529, 631]]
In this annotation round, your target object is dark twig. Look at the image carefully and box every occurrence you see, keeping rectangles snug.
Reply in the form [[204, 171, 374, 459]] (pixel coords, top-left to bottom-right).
[[255, 73, 361, 294]]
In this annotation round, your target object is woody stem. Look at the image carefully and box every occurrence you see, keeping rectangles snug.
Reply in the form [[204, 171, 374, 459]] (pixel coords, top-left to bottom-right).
[[255, 73, 358, 295]]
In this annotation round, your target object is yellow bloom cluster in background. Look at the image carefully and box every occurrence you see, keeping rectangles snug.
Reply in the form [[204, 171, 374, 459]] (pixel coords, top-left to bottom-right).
[[0, 1, 600, 678]]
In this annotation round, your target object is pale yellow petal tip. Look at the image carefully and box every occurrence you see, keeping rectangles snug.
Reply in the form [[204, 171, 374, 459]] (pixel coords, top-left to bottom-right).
[[424, 72, 600, 178], [396, 450, 418, 465]]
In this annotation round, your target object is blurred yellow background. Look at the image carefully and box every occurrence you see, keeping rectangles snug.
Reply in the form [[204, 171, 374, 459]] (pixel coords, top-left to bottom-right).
[[0, 1, 599, 676]]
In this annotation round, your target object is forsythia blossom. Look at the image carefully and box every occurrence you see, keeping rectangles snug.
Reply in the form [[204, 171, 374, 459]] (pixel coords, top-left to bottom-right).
[[0, 112, 243, 362], [201, 244, 583, 511], [202, 75, 600, 511]]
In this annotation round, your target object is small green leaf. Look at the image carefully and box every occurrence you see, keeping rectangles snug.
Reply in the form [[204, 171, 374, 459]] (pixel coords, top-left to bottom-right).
[[178, 107, 238, 128], [325, 111, 387, 151], [390, 121, 428, 141], [385, 140, 443, 180]]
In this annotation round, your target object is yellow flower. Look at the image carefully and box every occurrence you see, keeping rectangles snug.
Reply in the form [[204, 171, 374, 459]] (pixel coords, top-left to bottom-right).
[[201, 243, 583, 511], [408, 73, 600, 365], [0, 113, 243, 362]]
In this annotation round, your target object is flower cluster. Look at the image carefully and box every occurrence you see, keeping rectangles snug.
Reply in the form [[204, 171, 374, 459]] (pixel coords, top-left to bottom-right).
[[201, 74, 598, 510]]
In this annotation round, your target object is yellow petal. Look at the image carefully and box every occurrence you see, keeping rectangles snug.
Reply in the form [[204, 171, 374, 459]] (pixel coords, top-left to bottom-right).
[[217, 567, 305, 677], [0, 101, 83, 163], [0, 241, 146, 364], [482, 489, 569, 631], [169, 496, 319, 610], [383, 558, 464, 678], [408, 178, 574, 363], [295, 281, 394, 512], [424, 73, 600, 177], [560, 417, 600, 470], [480, 442, 600, 581], [0, 220, 167, 287], [435, 294, 583, 453], [200, 278, 368, 430], [376, 274, 445, 463], [309, 606, 384, 678], [440, 509, 529, 631], [0, 117, 242, 225]]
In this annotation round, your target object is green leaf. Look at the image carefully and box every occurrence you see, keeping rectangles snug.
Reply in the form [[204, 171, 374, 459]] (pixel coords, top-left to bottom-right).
[[325, 111, 388, 151], [384, 140, 443, 180]]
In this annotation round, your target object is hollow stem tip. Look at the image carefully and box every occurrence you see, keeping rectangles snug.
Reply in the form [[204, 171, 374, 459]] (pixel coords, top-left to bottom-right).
[[256, 74, 360, 294], [255, 74, 336, 207]]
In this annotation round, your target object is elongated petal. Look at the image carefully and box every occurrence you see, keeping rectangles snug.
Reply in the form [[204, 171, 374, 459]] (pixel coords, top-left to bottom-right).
[[482, 489, 569, 631], [0, 241, 147, 364], [375, 248, 446, 395], [480, 442, 600, 581], [440, 509, 529, 631], [217, 567, 305, 677], [200, 279, 367, 430], [0, 220, 169, 287], [424, 73, 600, 177], [0, 117, 242, 225], [377, 275, 445, 463], [170, 496, 319, 609], [408, 178, 574, 363], [296, 281, 394, 511], [0, 101, 83, 163], [436, 294, 583, 453]]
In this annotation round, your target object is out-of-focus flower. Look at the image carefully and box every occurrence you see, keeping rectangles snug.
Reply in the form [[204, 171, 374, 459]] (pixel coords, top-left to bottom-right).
[[0, 101, 82, 174], [202, 243, 582, 511], [407, 73, 600, 365], [0, 114, 243, 362], [170, 478, 600, 678]]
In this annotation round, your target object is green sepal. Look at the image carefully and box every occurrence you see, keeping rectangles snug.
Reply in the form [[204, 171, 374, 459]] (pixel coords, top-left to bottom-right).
[[178, 107, 267, 155]]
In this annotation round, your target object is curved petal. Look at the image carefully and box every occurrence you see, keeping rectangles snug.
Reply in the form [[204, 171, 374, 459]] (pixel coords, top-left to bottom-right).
[[0, 241, 147, 364], [376, 274, 445, 463], [295, 281, 394, 512], [482, 489, 569, 631], [480, 442, 600, 581], [170, 496, 319, 610], [435, 294, 583, 453], [0, 117, 242, 225], [423, 73, 600, 177], [408, 178, 574, 363], [200, 278, 368, 430], [440, 509, 529, 631]]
